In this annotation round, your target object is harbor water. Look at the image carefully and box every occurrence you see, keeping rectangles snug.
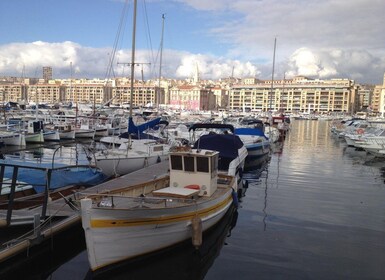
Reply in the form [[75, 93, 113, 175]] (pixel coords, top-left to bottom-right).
[[2, 119, 385, 279]]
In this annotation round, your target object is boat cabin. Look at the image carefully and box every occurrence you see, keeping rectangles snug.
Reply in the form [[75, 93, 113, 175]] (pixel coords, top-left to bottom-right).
[[27, 120, 44, 133], [154, 148, 219, 198]]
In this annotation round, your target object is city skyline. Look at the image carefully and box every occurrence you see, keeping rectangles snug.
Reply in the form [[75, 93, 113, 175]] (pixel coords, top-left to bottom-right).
[[1, 0, 385, 85]]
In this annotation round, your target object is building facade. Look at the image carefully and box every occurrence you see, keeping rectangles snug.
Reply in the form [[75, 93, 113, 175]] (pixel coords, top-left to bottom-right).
[[169, 85, 216, 111], [229, 76, 356, 113], [377, 73, 385, 116], [43, 66, 53, 82]]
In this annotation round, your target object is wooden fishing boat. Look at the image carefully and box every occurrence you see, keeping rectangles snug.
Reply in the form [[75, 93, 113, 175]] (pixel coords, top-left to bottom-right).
[[80, 147, 238, 272]]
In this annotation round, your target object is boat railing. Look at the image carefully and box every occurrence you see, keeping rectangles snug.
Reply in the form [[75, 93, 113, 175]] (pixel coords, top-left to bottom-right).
[[0, 162, 98, 227], [79, 192, 198, 209]]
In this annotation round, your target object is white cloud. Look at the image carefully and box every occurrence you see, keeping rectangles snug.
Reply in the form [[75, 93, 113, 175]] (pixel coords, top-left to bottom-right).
[[1, 41, 384, 84], [285, 48, 385, 83], [0, 41, 260, 81], [174, 0, 385, 84]]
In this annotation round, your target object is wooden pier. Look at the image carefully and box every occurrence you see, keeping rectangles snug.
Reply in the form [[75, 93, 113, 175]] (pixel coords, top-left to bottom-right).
[[0, 160, 169, 265]]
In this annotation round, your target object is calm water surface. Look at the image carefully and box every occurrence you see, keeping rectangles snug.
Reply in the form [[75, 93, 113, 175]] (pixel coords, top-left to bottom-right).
[[206, 120, 385, 280], [3, 120, 385, 279]]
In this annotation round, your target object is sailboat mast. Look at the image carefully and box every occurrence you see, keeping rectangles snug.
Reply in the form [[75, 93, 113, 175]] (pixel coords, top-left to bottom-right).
[[157, 14, 165, 107], [269, 37, 277, 112], [129, 0, 137, 119]]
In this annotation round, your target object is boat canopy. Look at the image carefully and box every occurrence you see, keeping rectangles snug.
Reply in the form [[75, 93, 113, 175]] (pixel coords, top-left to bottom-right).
[[128, 117, 162, 135], [189, 123, 235, 134], [119, 117, 162, 139], [192, 133, 243, 171]]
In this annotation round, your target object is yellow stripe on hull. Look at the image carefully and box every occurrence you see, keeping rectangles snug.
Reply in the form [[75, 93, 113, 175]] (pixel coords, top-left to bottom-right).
[[90, 194, 233, 228]]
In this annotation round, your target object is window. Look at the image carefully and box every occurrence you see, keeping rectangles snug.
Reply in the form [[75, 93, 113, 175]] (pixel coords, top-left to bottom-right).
[[197, 156, 209, 172], [184, 156, 195, 172], [170, 155, 183, 170]]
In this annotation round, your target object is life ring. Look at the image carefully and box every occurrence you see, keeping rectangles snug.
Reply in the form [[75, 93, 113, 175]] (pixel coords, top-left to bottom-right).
[[356, 128, 364, 134], [184, 184, 200, 190]]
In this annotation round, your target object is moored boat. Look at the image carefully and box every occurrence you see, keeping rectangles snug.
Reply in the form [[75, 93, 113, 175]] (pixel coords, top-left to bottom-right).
[[80, 147, 238, 271]]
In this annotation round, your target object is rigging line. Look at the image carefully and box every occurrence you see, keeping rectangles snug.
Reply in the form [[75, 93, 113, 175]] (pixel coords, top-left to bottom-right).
[[141, 0, 156, 77], [104, 0, 131, 80]]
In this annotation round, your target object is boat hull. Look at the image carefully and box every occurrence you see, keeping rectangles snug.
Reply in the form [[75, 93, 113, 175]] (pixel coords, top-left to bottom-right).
[[81, 189, 234, 271], [95, 154, 169, 177]]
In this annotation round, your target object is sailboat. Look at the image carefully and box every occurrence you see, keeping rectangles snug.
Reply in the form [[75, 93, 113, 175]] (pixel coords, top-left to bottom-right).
[[80, 3, 238, 271], [92, 4, 172, 178]]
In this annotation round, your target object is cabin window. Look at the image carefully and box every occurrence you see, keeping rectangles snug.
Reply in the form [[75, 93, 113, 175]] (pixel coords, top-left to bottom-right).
[[196, 156, 209, 173], [184, 156, 195, 172], [170, 155, 183, 170], [153, 146, 164, 152]]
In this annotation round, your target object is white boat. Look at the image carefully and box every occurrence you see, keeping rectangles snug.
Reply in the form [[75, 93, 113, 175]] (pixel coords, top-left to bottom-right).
[[94, 124, 109, 137], [234, 118, 271, 164], [43, 130, 60, 141], [188, 123, 248, 195], [74, 125, 95, 139], [23, 120, 44, 144], [45, 123, 76, 140], [57, 123, 76, 140], [81, 147, 238, 271], [0, 131, 25, 146], [93, 139, 170, 177]]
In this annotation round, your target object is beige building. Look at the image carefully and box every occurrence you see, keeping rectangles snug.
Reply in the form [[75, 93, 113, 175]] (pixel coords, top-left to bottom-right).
[[169, 85, 216, 111], [372, 85, 382, 113], [356, 85, 373, 111], [0, 83, 27, 103], [66, 83, 105, 105], [229, 76, 356, 113], [211, 86, 228, 109], [377, 73, 385, 116], [112, 83, 163, 107], [28, 83, 62, 104]]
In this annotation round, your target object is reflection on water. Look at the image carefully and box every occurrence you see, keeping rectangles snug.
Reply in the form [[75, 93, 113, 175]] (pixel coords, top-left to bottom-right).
[[2, 120, 385, 279], [205, 120, 385, 280]]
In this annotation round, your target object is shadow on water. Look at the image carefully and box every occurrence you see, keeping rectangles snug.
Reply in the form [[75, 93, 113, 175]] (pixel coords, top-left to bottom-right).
[[0, 223, 86, 280]]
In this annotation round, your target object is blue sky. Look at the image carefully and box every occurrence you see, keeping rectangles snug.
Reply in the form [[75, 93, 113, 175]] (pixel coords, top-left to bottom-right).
[[1, 0, 385, 84]]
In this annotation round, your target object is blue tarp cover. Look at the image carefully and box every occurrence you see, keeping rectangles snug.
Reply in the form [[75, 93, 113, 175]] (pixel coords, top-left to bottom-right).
[[193, 134, 243, 160], [127, 117, 161, 135], [193, 133, 244, 171], [2, 160, 108, 193]]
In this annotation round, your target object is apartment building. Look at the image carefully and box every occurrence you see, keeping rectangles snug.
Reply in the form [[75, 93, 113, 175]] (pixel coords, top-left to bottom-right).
[[211, 86, 228, 109], [229, 76, 356, 113], [356, 85, 373, 111], [112, 84, 163, 107], [0, 83, 27, 103], [169, 85, 216, 111], [65, 83, 105, 105], [376, 73, 385, 116], [28, 83, 62, 104], [43, 66, 53, 82]]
